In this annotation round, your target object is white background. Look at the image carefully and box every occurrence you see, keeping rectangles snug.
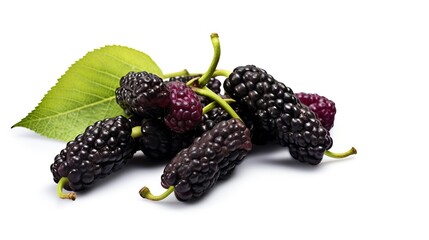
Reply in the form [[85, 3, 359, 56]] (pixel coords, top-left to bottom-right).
[[1, 0, 428, 239]]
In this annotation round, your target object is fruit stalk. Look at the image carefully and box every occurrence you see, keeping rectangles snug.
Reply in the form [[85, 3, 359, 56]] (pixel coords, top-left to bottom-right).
[[162, 69, 189, 79], [139, 186, 175, 201], [57, 177, 77, 201], [197, 33, 221, 87], [202, 98, 236, 115], [213, 69, 232, 77], [325, 147, 357, 158], [192, 86, 241, 120]]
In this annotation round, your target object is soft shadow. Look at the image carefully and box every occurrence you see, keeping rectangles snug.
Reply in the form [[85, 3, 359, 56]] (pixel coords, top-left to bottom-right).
[[140, 169, 245, 207], [126, 154, 170, 169], [250, 144, 285, 156], [12, 128, 64, 143], [261, 153, 355, 171], [245, 143, 355, 172]]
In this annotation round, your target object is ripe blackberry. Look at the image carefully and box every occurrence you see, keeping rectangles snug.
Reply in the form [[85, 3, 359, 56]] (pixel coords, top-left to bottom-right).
[[295, 92, 336, 131], [169, 75, 222, 106], [164, 81, 202, 133], [115, 71, 170, 117], [50, 116, 135, 192], [158, 119, 252, 201], [139, 119, 195, 160], [224, 65, 332, 164]]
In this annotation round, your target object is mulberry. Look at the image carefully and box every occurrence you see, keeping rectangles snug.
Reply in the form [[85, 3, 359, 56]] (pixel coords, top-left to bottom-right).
[[142, 119, 252, 201], [164, 81, 202, 133], [224, 65, 332, 164], [139, 119, 195, 160], [50, 116, 135, 195], [115, 71, 170, 117]]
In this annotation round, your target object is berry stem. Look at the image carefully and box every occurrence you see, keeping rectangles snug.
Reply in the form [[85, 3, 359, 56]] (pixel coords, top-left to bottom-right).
[[213, 69, 232, 77], [198, 33, 221, 87], [192, 86, 241, 120], [324, 147, 357, 158], [162, 69, 189, 79], [202, 99, 236, 115], [131, 126, 142, 139], [139, 186, 175, 201], [57, 177, 77, 201], [185, 76, 200, 87]]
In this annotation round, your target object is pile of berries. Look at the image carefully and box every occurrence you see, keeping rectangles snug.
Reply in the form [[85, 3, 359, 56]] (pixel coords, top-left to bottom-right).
[[51, 34, 356, 202]]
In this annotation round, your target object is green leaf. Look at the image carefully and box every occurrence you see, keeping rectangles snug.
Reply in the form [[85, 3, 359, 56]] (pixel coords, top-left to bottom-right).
[[12, 45, 163, 141]]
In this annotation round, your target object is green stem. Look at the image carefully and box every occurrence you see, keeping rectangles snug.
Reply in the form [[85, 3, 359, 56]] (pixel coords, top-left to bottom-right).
[[185, 76, 200, 87], [57, 177, 76, 201], [202, 99, 236, 115], [139, 186, 175, 201], [188, 69, 231, 77], [193, 86, 241, 120], [162, 69, 189, 79], [324, 147, 357, 158], [131, 126, 142, 139], [213, 69, 232, 77], [198, 33, 221, 87]]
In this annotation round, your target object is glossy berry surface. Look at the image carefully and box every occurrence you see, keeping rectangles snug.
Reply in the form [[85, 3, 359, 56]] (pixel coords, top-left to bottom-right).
[[161, 119, 252, 201], [50, 116, 135, 191], [115, 71, 170, 117], [164, 81, 202, 133], [224, 65, 332, 164]]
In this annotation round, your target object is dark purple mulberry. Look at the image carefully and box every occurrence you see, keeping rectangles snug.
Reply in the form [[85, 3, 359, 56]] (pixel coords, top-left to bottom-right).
[[164, 81, 202, 133], [278, 104, 332, 164], [138, 119, 195, 160], [115, 71, 170, 117], [161, 119, 252, 201], [50, 116, 135, 191], [295, 92, 336, 131], [224, 65, 332, 164]]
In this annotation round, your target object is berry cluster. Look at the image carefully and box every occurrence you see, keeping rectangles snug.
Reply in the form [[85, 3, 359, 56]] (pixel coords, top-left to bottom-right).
[[50, 33, 355, 202]]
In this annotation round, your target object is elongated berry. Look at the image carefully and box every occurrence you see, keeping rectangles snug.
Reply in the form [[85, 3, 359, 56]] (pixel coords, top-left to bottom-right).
[[138, 119, 195, 160], [50, 116, 135, 191], [161, 119, 252, 201], [115, 71, 170, 117], [224, 65, 332, 164]]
